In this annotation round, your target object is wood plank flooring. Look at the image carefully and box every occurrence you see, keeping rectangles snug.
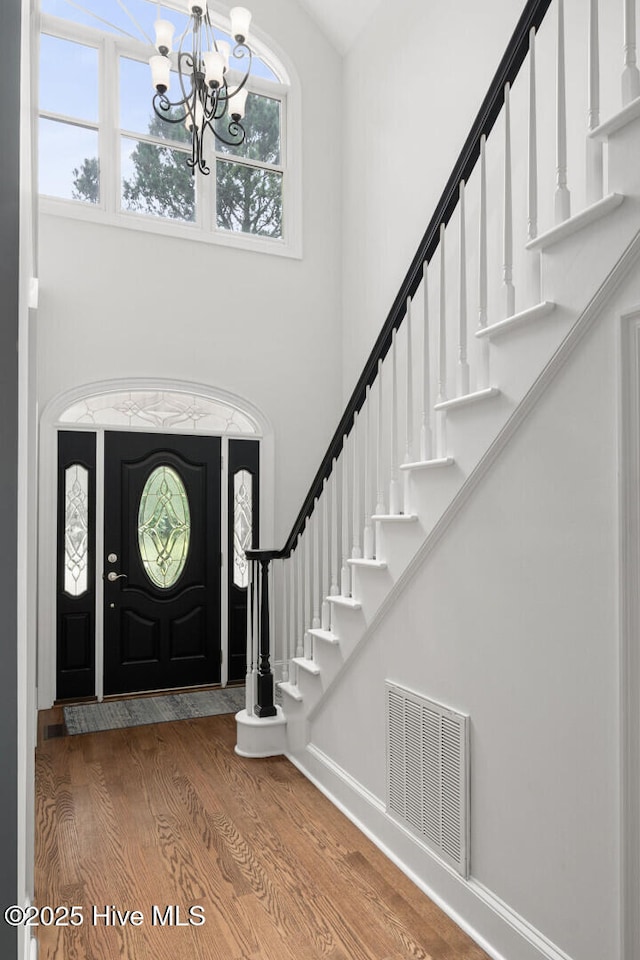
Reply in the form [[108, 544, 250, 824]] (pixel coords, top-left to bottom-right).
[[35, 710, 490, 960]]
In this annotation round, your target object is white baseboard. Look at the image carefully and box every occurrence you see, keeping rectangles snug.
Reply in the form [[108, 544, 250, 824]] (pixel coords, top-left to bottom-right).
[[289, 743, 575, 960]]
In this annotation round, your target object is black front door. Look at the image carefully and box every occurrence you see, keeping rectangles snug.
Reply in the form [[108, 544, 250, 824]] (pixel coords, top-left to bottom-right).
[[103, 432, 221, 695]]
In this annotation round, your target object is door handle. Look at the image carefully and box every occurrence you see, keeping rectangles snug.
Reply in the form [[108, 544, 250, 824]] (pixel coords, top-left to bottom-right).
[[106, 571, 128, 582]]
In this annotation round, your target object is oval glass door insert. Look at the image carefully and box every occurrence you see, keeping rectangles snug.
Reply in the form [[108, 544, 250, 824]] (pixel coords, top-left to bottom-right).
[[138, 465, 191, 589]]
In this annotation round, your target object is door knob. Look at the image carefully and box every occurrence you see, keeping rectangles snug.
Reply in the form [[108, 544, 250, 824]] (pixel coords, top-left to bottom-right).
[[106, 571, 128, 582]]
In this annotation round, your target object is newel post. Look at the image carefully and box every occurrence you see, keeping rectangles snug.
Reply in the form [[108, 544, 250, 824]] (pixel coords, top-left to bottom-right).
[[247, 550, 278, 718]]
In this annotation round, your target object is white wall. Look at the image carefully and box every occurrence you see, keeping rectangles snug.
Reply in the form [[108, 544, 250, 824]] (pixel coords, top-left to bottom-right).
[[37, 0, 343, 546], [309, 283, 628, 959]]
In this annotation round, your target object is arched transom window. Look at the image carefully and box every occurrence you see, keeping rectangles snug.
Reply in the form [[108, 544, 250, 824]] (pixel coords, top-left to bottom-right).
[[39, 0, 296, 254]]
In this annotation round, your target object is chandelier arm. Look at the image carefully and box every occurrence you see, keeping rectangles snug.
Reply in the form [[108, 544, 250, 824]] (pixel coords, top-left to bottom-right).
[[152, 93, 189, 123], [209, 118, 247, 148]]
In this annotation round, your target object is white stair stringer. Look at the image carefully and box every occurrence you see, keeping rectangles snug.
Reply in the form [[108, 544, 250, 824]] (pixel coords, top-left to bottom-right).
[[281, 222, 640, 756]]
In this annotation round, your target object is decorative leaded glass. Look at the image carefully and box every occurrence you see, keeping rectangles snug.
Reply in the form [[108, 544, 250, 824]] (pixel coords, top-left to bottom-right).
[[233, 470, 252, 589], [64, 464, 89, 596], [138, 465, 191, 589]]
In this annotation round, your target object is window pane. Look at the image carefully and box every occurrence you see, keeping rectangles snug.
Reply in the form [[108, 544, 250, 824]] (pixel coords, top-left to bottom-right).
[[64, 464, 89, 597], [216, 93, 280, 165], [121, 136, 195, 221], [216, 160, 282, 238], [42, 0, 188, 42], [40, 35, 98, 122], [120, 56, 191, 145], [233, 470, 252, 589], [138, 466, 191, 590], [39, 118, 100, 202]]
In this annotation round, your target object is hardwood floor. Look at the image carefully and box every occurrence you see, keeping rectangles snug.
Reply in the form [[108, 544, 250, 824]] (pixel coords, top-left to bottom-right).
[[35, 710, 490, 960]]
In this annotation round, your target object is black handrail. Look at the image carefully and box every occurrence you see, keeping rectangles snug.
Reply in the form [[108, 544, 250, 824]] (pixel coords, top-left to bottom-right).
[[268, 0, 553, 560]]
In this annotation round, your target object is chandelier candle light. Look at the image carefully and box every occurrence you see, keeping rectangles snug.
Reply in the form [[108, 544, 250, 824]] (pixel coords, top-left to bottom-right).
[[150, 2, 253, 175]]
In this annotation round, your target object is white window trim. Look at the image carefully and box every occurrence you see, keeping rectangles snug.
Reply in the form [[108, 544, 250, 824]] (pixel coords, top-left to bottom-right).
[[38, 11, 302, 259]]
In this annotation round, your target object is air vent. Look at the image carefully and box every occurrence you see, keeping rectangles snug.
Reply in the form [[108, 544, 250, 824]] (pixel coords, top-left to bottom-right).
[[386, 681, 470, 877]]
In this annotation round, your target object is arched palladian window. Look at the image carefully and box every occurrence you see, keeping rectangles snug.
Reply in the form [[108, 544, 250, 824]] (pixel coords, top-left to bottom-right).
[[39, 0, 298, 254]]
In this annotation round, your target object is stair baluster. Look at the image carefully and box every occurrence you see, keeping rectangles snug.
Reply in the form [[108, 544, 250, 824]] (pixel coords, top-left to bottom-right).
[[330, 458, 339, 597], [623, 0, 640, 105], [340, 436, 351, 595], [478, 136, 490, 388], [363, 385, 374, 559], [321, 478, 331, 629], [503, 84, 516, 318], [389, 328, 401, 513], [375, 359, 386, 518], [420, 261, 433, 460], [304, 518, 312, 657], [403, 297, 414, 509], [437, 223, 447, 458], [352, 412, 362, 559], [527, 29, 541, 303], [312, 499, 320, 630], [555, 0, 571, 223], [458, 181, 470, 394], [587, 0, 603, 204]]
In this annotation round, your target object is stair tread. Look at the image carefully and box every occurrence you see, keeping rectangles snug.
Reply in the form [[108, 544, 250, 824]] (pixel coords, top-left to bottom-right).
[[309, 628, 339, 644], [525, 193, 624, 251], [476, 301, 555, 339], [327, 595, 362, 610], [434, 387, 500, 412], [372, 513, 418, 522], [590, 96, 640, 140], [347, 558, 388, 569], [278, 681, 303, 702], [399, 457, 454, 471], [291, 656, 321, 675]]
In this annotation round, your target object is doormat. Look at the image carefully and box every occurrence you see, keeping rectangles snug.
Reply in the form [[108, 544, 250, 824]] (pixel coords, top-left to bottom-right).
[[63, 686, 246, 736]]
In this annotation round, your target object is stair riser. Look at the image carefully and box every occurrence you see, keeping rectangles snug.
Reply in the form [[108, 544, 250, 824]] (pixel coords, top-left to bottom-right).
[[375, 518, 426, 578], [350, 566, 394, 618]]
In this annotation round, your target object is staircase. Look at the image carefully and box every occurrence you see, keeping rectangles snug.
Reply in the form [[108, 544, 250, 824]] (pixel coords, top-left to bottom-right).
[[235, 1, 640, 956], [237, 0, 640, 758]]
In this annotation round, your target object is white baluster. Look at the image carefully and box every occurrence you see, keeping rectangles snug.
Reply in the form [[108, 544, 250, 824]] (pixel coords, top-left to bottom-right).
[[420, 261, 433, 461], [436, 224, 447, 458], [555, 0, 571, 223], [363, 386, 375, 559], [312, 501, 320, 630], [281, 558, 289, 683], [587, 0, 604, 204], [458, 181, 470, 394], [375, 359, 386, 517], [623, 0, 640, 105], [527, 28, 541, 303], [340, 437, 351, 596], [287, 555, 295, 678], [304, 519, 311, 658], [352, 412, 362, 559], [321, 478, 331, 629], [403, 298, 414, 510], [503, 84, 515, 318], [389, 328, 401, 514], [330, 458, 339, 596], [478, 135, 490, 389], [295, 537, 303, 659]]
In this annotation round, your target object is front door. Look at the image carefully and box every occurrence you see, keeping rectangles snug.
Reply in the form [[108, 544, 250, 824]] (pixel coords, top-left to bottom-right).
[[103, 431, 221, 695]]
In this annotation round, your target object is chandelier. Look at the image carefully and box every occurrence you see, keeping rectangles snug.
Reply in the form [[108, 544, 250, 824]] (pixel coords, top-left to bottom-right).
[[149, 3, 253, 176]]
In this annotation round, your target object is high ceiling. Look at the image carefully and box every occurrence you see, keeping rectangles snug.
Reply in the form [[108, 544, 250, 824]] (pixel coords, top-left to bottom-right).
[[295, 0, 384, 53]]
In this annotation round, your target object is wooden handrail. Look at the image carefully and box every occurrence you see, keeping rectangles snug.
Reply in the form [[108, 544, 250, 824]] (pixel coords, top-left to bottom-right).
[[272, 0, 554, 560]]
